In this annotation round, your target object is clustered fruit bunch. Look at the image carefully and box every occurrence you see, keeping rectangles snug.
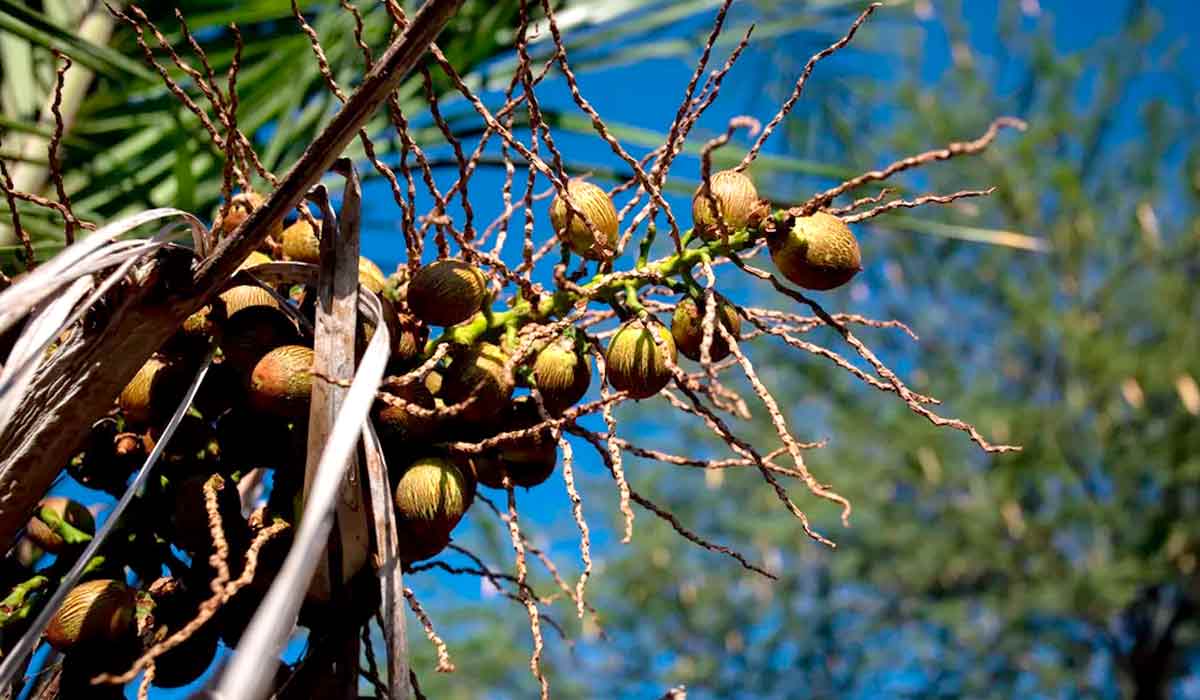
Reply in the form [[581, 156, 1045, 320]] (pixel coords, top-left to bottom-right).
[[1, 166, 864, 690]]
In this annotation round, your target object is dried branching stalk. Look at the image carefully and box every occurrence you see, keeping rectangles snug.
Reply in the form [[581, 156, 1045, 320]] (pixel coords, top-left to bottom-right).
[[0, 0, 1032, 697]]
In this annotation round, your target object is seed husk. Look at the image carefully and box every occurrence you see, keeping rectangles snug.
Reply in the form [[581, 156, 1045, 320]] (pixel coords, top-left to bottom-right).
[[441, 342, 514, 425], [768, 211, 862, 291], [532, 335, 591, 415], [691, 169, 762, 240], [407, 259, 488, 327], [26, 497, 95, 554], [605, 318, 676, 400], [249, 345, 314, 419], [549, 179, 619, 259], [671, 296, 742, 362], [45, 579, 136, 651], [282, 218, 320, 263], [394, 456, 475, 563]]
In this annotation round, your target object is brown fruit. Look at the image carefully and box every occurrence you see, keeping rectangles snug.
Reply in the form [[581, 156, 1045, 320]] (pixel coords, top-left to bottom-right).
[[282, 218, 320, 263], [211, 191, 282, 242], [605, 318, 676, 400], [375, 379, 442, 444], [119, 356, 192, 426], [692, 169, 762, 239], [249, 345, 314, 419], [441, 342, 514, 425], [532, 335, 591, 415], [394, 456, 475, 563], [671, 296, 742, 362], [549, 179, 619, 259], [137, 577, 219, 688], [768, 211, 862, 290], [475, 397, 557, 490], [407, 259, 488, 327], [220, 305, 300, 373], [45, 579, 136, 651], [26, 497, 95, 554]]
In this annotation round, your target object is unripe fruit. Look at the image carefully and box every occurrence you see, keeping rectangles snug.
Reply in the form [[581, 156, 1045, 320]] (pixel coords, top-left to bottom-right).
[[45, 579, 136, 651], [359, 257, 388, 295], [394, 456, 475, 562], [441, 342, 514, 424], [768, 211, 862, 290], [220, 305, 299, 373], [171, 474, 247, 555], [249, 345, 314, 419], [26, 497, 95, 554], [692, 169, 761, 239], [475, 397, 557, 490], [282, 218, 320, 263], [211, 191, 282, 242], [550, 179, 619, 259], [605, 318, 676, 399], [671, 296, 742, 362], [119, 356, 191, 426], [407, 259, 488, 327], [532, 336, 591, 415]]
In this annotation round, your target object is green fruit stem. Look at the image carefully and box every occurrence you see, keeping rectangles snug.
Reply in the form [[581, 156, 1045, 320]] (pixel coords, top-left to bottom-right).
[[36, 504, 93, 547], [425, 224, 760, 354], [0, 575, 48, 629]]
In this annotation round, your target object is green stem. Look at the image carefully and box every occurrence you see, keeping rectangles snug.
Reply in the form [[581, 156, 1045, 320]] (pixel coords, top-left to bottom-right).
[[0, 575, 48, 629], [423, 225, 761, 355], [37, 505, 92, 546]]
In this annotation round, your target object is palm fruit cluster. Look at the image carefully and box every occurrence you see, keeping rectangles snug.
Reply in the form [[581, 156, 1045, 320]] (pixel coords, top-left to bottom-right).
[[2, 169, 863, 687]]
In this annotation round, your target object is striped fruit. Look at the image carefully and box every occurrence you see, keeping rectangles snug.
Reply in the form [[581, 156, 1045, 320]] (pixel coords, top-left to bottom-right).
[[532, 335, 591, 415], [691, 169, 761, 240], [549, 179, 619, 259], [605, 318, 676, 399], [249, 345, 314, 419], [768, 211, 862, 291], [45, 579, 136, 651], [359, 257, 388, 295], [441, 342, 514, 425], [407, 259, 488, 327], [474, 397, 557, 489], [211, 191, 282, 243], [670, 296, 742, 362], [394, 456, 475, 563], [119, 356, 191, 426], [282, 218, 320, 263]]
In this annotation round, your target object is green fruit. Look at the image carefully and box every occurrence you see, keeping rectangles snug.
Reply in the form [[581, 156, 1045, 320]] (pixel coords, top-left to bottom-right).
[[249, 345, 314, 419], [394, 456, 475, 563], [768, 211, 862, 291], [671, 296, 742, 362], [45, 579, 136, 651], [691, 169, 761, 239], [532, 335, 591, 415], [605, 318, 676, 400], [219, 284, 279, 318], [26, 497, 95, 554], [407, 259, 488, 327], [282, 218, 320, 263], [549, 179, 619, 259], [441, 342, 514, 425]]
